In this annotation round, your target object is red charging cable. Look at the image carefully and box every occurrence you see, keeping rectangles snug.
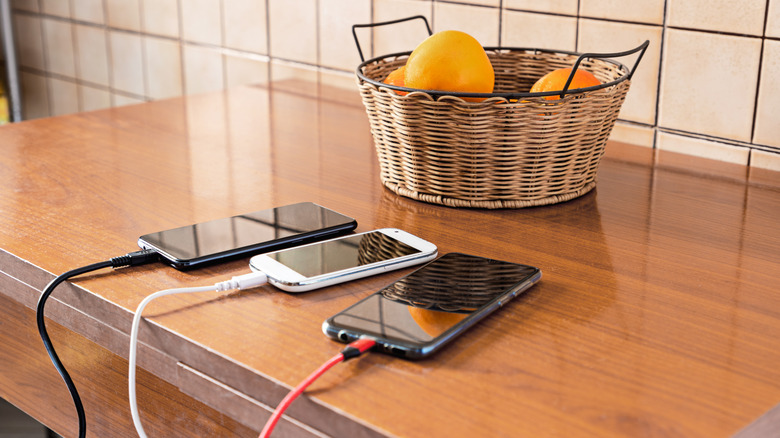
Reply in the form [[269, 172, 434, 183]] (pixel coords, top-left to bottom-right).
[[259, 338, 376, 438]]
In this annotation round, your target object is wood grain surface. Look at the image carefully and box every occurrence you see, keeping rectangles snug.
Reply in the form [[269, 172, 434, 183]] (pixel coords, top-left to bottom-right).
[[1, 82, 779, 437]]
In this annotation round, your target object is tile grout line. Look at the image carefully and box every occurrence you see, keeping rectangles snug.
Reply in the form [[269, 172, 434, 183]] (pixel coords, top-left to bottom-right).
[[747, 0, 773, 166], [652, 0, 670, 151], [138, 0, 149, 102]]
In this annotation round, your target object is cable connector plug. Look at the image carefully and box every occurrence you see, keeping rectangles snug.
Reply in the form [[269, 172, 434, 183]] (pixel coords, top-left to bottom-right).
[[214, 272, 268, 292], [341, 337, 376, 361], [110, 249, 161, 268]]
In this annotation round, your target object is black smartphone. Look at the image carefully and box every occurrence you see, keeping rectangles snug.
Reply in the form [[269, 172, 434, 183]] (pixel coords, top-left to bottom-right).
[[323, 253, 542, 359], [137, 202, 357, 270]]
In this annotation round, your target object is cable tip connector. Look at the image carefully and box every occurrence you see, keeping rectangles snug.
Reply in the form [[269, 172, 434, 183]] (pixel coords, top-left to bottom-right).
[[111, 249, 161, 268], [341, 338, 376, 361], [214, 272, 268, 292]]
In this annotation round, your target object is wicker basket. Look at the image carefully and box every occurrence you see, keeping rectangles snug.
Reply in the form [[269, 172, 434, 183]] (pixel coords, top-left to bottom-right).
[[354, 17, 648, 209]]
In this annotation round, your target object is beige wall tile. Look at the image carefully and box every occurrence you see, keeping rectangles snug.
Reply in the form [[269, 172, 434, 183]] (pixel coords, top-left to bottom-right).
[[41, 0, 70, 18], [10, 0, 780, 166], [657, 131, 750, 165], [48, 77, 79, 116], [72, 0, 104, 24], [75, 25, 110, 86], [109, 31, 145, 96], [504, 0, 577, 14], [372, 0, 432, 59], [223, 0, 268, 54], [768, 0, 780, 38], [13, 14, 45, 70], [225, 55, 270, 88], [581, 0, 664, 24], [610, 122, 655, 148], [79, 85, 112, 112], [658, 29, 761, 143], [42, 18, 76, 77], [457, 0, 499, 6], [502, 10, 576, 51], [578, 19, 661, 125], [181, 0, 222, 46], [183, 44, 224, 95], [21, 72, 49, 119], [270, 59, 319, 83], [142, 0, 179, 38], [268, 0, 317, 64], [667, 0, 766, 36], [144, 37, 183, 99], [106, 0, 141, 31], [12, 0, 39, 12], [113, 93, 146, 106], [433, 2, 499, 46], [320, 0, 371, 71], [750, 149, 780, 172], [753, 40, 780, 148]]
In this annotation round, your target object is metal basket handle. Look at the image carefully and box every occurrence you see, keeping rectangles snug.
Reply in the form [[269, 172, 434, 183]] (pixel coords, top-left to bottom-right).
[[560, 40, 650, 99], [352, 15, 432, 63]]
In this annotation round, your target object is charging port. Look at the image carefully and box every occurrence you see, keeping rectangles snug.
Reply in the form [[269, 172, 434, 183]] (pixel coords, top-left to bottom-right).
[[385, 345, 405, 357]]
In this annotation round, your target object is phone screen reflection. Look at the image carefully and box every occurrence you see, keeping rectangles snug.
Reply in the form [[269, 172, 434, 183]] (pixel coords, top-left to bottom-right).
[[140, 202, 353, 260], [330, 253, 539, 343], [268, 231, 420, 278]]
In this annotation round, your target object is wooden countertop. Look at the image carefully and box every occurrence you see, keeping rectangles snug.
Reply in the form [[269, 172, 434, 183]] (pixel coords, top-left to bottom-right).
[[1, 81, 779, 438]]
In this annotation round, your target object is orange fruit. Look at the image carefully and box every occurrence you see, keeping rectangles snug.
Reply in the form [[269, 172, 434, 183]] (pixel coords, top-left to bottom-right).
[[530, 68, 601, 100], [408, 306, 468, 338], [404, 30, 494, 101], [383, 65, 407, 95]]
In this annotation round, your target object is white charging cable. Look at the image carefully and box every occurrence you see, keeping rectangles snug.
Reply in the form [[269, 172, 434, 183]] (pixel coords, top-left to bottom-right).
[[129, 272, 268, 438]]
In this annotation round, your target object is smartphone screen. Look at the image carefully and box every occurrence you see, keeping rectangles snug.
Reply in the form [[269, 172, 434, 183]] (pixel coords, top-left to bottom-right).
[[266, 231, 418, 277], [323, 253, 541, 359], [250, 229, 438, 292], [138, 202, 357, 269]]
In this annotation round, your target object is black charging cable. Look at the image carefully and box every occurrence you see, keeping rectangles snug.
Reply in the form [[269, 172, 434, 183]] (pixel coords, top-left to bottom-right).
[[36, 249, 160, 438]]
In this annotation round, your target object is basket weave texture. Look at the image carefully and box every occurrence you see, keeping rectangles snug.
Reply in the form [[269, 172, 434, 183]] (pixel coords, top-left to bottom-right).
[[357, 49, 632, 209]]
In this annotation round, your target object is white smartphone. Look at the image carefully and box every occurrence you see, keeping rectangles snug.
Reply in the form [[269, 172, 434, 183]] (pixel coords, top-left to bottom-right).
[[248, 228, 437, 292]]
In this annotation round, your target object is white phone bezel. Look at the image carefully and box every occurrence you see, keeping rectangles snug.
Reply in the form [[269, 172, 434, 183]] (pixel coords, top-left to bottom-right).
[[248, 228, 437, 293]]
